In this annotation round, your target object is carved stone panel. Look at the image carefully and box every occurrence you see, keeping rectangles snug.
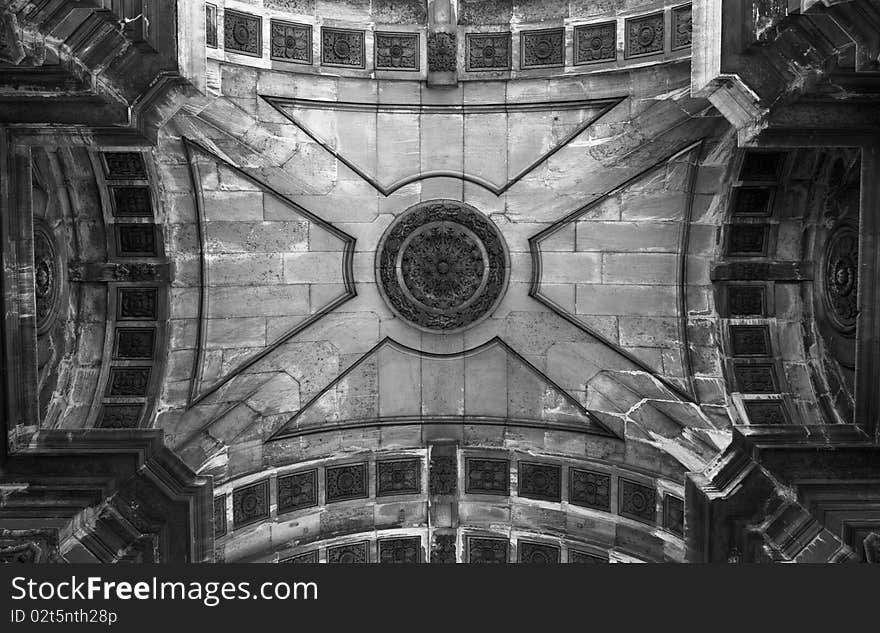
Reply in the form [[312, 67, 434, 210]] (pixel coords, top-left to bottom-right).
[[117, 288, 158, 321], [518, 462, 561, 502], [618, 478, 657, 525], [467, 537, 508, 563], [727, 224, 769, 256], [732, 187, 774, 216], [625, 12, 664, 58], [116, 225, 158, 257], [664, 495, 684, 536], [730, 325, 771, 357], [213, 496, 227, 538], [376, 200, 509, 332], [103, 152, 147, 179], [744, 400, 788, 424], [518, 541, 560, 564], [429, 455, 457, 495], [466, 33, 511, 71], [97, 404, 143, 428], [569, 468, 611, 511], [327, 541, 368, 564], [278, 469, 318, 513], [281, 550, 318, 563], [520, 28, 564, 69], [569, 550, 606, 563], [373, 0, 427, 23], [427, 32, 456, 72], [727, 286, 766, 317], [734, 364, 779, 393], [459, 0, 512, 25], [379, 537, 421, 563], [106, 368, 150, 396], [671, 3, 693, 50], [270, 20, 312, 63], [113, 328, 155, 360], [465, 458, 509, 495], [326, 463, 368, 502], [574, 21, 616, 65], [224, 9, 262, 57], [110, 186, 153, 217], [321, 27, 366, 68], [33, 223, 60, 335], [375, 31, 419, 70], [822, 225, 858, 334], [431, 534, 456, 563], [206, 4, 218, 48], [377, 459, 421, 497], [232, 480, 269, 528]]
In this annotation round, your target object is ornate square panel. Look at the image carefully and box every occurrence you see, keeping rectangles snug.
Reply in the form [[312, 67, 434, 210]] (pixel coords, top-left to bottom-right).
[[429, 455, 457, 495], [664, 495, 684, 536], [97, 404, 142, 428], [431, 534, 456, 563], [113, 328, 155, 360], [520, 28, 564, 69], [671, 3, 693, 50], [427, 32, 456, 72], [466, 32, 511, 71], [569, 468, 611, 511], [376, 459, 421, 497], [730, 325, 771, 357], [465, 458, 509, 495], [732, 187, 774, 216], [625, 12, 664, 58], [277, 469, 317, 513], [740, 151, 786, 182], [727, 224, 769, 256], [618, 478, 657, 525], [206, 4, 218, 48], [568, 550, 606, 563], [117, 288, 158, 321], [518, 541, 560, 564], [116, 225, 158, 257], [270, 20, 311, 63], [379, 537, 421, 563], [110, 186, 152, 217], [574, 21, 616, 65], [224, 9, 262, 57], [327, 541, 369, 564], [281, 550, 318, 563], [727, 285, 766, 317], [321, 27, 366, 68], [325, 463, 368, 502], [375, 31, 419, 71], [744, 400, 789, 424], [213, 496, 227, 538], [467, 537, 508, 563], [103, 152, 146, 179], [518, 462, 561, 502], [232, 480, 269, 528], [106, 367, 150, 396], [734, 363, 779, 393]]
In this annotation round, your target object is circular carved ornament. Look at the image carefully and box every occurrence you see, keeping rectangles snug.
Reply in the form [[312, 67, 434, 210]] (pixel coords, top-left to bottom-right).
[[638, 26, 656, 46], [822, 224, 859, 334], [233, 23, 250, 46], [376, 200, 509, 333], [33, 222, 62, 335]]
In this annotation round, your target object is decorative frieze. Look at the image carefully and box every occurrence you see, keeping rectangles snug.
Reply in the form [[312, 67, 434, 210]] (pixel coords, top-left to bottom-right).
[[375, 31, 419, 71], [232, 480, 269, 528], [574, 22, 616, 65], [625, 12, 664, 58], [224, 9, 262, 57], [466, 32, 511, 71], [520, 28, 564, 69], [270, 20, 312, 63], [277, 470, 318, 513], [321, 27, 365, 68]]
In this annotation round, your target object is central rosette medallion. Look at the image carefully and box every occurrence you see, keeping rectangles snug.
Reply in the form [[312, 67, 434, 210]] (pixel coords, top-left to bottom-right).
[[376, 200, 509, 332]]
